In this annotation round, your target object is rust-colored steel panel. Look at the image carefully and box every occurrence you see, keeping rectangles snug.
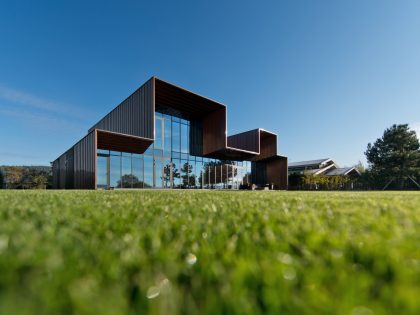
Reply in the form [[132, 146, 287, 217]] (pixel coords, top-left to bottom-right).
[[227, 129, 260, 153], [96, 129, 153, 154], [258, 130, 277, 161], [266, 156, 288, 190], [155, 78, 225, 120], [202, 108, 227, 155]]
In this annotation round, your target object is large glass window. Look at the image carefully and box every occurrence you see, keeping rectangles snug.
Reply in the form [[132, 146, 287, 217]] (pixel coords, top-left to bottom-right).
[[110, 154, 121, 188], [164, 117, 171, 156], [154, 158, 163, 188], [195, 161, 202, 189], [181, 123, 189, 154], [155, 117, 163, 149], [96, 111, 248, 190], [144, 155, 153, 188], [97, 155, 108, 189], [121, 155, 132, 188], [172, 121, 180, 153], [163, 158, 171, 188], [132, 156, 143, 188], [172, 159, 181, 188]]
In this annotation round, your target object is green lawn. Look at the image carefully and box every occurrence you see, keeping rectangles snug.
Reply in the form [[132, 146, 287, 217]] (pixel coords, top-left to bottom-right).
[[0, 191, 419, 315]]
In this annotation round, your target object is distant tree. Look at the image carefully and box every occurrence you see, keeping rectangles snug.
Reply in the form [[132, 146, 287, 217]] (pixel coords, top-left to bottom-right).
[[32, 175, 48, 189], [5, 167, 25, 189], [365, 124, 420, 189], [0, 170, 3, 189]]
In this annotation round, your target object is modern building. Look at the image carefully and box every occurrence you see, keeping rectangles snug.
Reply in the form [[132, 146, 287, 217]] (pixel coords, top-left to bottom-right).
[[288, 158, 360, 177], [52, 77, 287, 190]]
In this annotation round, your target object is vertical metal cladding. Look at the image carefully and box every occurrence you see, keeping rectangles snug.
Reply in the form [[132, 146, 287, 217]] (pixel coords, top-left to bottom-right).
[[73, 131, 96, 189], [52, 130, 96, 189], [266, 157, 288, 190], [227, 129, 260, 152], [88, 78, 154, 139], [65, 148, 74, 189], [202, 108, 227, 155], [52, 160, 59, 188]]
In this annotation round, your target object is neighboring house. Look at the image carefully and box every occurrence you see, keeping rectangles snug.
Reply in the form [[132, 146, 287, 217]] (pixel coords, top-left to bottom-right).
[[288, 158, 361, 190], [288, 158, 360, 177], [52, 77, 288, 190]]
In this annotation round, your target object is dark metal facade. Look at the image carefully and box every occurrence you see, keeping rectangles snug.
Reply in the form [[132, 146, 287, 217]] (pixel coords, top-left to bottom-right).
[[52, 131, 96, 189], [52, 76, 288, 190], [89, 78, 154, 140]]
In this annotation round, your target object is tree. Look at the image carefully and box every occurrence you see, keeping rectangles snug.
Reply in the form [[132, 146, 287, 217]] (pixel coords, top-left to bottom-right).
[[0, 169, 3, 189], [5, 167, 25, 189], [32, 175, 48, 189], [354, 161, 365, 174], [167, 163, 180, 188], [181, 162, 195, 187], [365, 124, 420, 189]]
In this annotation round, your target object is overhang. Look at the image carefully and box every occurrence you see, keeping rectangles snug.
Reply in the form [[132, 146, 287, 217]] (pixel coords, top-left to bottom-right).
[[154, 77, 225, 120], [96, 129, 153, 154]]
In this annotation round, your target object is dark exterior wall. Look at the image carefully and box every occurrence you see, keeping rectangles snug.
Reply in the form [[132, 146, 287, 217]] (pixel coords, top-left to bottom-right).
[[65, 148, 74, 189], [52, 130, 96, 189], [251, 157, 288, 190], [251, 161, 267, 186], [227, 129, 259, 152], [258, 133, 277, 161], [73, 130, 96, 189], [266, 157, 288, 190], [52, 160, 59, 188], [89, 78, 154, 140], [189, 119, 204, 156], [203, 108, 226, 155]]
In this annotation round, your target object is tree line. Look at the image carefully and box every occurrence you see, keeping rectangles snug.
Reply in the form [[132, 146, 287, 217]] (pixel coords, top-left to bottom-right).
[[0, 166, 52, 189]]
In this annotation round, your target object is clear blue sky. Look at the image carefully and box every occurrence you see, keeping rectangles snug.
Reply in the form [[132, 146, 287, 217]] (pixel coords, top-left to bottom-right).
[[1, 0, 420, 166]]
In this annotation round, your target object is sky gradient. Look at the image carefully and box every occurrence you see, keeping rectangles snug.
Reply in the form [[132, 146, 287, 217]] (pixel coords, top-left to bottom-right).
[[1, 0, 420, 166]]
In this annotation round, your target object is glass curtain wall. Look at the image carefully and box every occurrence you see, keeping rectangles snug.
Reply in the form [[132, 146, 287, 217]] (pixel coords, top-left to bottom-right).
[[96, 112, 251, 189]]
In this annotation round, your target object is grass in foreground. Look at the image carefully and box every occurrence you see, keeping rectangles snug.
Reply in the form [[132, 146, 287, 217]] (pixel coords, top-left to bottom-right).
[[0, 190, 419, 315]]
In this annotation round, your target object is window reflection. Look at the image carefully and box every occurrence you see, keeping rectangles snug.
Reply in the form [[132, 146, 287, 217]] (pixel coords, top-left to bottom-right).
[[110, 155, 121, 188], [172, 121, 180, 153], [97, 155, 108, 189], [144, 155, 153, 188], [121, 155, 132, 188], [96, 111, 250, 190], [172, 159, 181, 188], [164, 117, 171, 155], [155, 117, 163, 149], [181, 123, 189, 154], [163, 159, 171, 188], [132, 156, 144, 188]]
